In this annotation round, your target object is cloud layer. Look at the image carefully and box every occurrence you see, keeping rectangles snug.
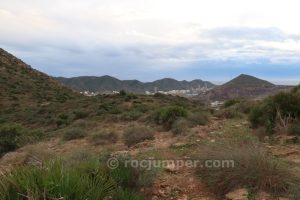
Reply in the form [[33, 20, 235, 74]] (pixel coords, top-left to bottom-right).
[[1, 0, 300, 83]]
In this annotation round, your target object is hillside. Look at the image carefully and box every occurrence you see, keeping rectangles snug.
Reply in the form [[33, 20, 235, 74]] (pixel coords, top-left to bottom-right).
[[198, 74, 291, 101], [56, 76, 214, 93], [0, 48, 79, 125], [0, 49, 299, 200], [222, 74, 274, 88]]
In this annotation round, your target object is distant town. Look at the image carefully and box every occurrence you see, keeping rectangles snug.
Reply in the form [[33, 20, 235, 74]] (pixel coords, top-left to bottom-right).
[[80, 85, 212, 97]]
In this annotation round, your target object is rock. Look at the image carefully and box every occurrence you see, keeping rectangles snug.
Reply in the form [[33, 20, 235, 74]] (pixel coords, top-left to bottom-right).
[[272, 148, 299, 157], [225, 188, 248, 200], [254, 191, 271, 200], [264, 136, 270, 142], [151, 196, 159, 200], [285, 136, 298, 143], [110, 150, 129, 157], [164, 163, 178, 173], [132, 140, 153, 148], [178, 194, 188, 200], [171, 142, 187, 148], [0, 151, 27, 166]]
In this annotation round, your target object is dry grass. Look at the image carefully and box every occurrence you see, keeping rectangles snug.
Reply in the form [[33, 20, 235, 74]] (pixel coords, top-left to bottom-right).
[[123, 126, 154, 147], [195, 132, 298, 197], [89, 129, 118, 145]]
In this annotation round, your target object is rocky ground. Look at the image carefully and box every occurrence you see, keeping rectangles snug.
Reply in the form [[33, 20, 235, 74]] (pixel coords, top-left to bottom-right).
[[1, 118, 299, 200]]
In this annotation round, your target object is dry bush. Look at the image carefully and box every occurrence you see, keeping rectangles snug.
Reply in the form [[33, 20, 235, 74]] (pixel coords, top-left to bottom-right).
[[62, 128, 87, 141], [123, 126, 154, 147], [171, 118, 189, 135], [187, 112, 210, 126], [215, 105, 243, 119], [89, 130, 118, 145], [195, 132, 298, 197]]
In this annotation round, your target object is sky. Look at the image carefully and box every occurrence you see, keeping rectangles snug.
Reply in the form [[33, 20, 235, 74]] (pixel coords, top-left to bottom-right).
[[1, 0, 300, 84]]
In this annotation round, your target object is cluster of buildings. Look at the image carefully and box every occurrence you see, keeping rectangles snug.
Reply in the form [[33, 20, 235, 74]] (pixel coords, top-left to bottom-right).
[[80, 90, 120, 96], [145, 86, 211, 97], [80, 86, 211, 98]]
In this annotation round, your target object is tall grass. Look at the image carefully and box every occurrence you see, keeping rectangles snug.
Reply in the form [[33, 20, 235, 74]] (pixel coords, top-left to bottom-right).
[[0, 155, 156, 199], [195, 132, 298, 197], [0, 159, 116, 200]]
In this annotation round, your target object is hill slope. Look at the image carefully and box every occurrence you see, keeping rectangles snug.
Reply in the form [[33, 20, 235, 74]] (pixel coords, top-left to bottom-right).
[[222, 74, 274, 88], [198, 74, 291, 101], [56, 76, 214, 93], [0, 48, 78, 124]]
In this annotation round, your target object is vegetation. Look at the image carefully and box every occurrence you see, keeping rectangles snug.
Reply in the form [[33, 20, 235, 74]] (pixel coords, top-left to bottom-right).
[[153, 106, 187, 129], [171, 118, 189, 135], [123, 126, 155, 147], [56, 76, 214, 94], [187, 112, 210, 126], [1, 49, 299, 199], [195, 132, 298, 197], [0, 123, 42, 156], [223, 99, 241, 108], [62, 128, 87, 141], [0, 156, 153, 200], [288, 122, 300, 136], [215, 105, 243, 119], [249, 88, 300, 134], [89, 130, 118, 145]]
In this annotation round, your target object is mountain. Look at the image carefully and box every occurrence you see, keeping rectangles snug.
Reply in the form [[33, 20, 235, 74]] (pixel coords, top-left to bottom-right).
[[222, 74, 274, 88], [0, 48, 78, 124], [198, 74, 291, 101], [55, 76, 214, 93]]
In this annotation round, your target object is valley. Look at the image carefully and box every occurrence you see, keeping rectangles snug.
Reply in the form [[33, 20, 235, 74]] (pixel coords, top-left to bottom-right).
[[0, 49, 299, 199]]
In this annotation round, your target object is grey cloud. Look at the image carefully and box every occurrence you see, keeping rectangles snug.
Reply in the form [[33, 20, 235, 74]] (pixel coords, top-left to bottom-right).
[[201, 27, 298, 41]]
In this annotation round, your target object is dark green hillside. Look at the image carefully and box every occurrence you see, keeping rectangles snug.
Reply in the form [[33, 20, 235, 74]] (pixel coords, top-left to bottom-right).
[[223, 74, 274, 88], [0, 48, 80, 125], [199, 74, 290, 101], [56, 76, 214, 93]]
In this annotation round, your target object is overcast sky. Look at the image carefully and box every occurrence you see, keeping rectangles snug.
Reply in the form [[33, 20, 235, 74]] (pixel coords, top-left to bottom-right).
[[1, 0, 300, 84]]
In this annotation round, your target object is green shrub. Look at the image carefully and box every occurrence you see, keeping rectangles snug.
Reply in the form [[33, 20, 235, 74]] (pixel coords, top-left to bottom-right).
[[73, 110, 89, 120], [288, 122, 300, 136], [62, 128, 87, 141], [0, 159, 116, 200], [171, 118, 189, 135], [0, 124, 23, 155], [114, 189, 145, 200], [249, 90, 300, 133], [289, 184, 300, 200], [237, 100, 256, 114], [224, 99, 240, 108], [98, 103, 122, 115], [120, 110, 143, 121], [195, 132, 297, 197], [249, 104, 268, 128], [119, 90, 127, 96], [0, 124, 42, 155], [215, 105, 243, 119], [123, 126, 154, 147], [89, 130, 118, 145], [56, 113, 71, 127], [109, 157, 157, 190], [72, 119, 88, 128], [124, 94, 138, 102], [153, 106, 187, 128]]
